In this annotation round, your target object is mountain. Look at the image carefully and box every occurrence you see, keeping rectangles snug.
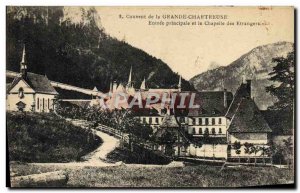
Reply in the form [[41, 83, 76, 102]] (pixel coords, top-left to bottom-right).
[[190, 42, 294, 110], [6, 6, 194, 95]]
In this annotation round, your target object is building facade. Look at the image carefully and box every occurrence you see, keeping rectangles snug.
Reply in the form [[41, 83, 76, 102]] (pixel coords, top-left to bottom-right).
[[6, 46, 58, 112], [136, 79, 272, 162]]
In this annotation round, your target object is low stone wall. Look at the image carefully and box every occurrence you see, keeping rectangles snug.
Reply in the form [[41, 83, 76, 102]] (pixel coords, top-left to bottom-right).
[[10, 170, 68, 187]]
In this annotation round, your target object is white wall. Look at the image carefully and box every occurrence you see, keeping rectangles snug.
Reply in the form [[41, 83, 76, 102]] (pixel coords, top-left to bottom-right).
[[9, 80, 35, 94], [229, 133, 268, 144], [187, 116, 227, 136], [139, 116, 164, 125], [35, 93, 56, 113], [6, 93, 35, 112], [230, 144, 270, 157], [188, 144, 228, 159]]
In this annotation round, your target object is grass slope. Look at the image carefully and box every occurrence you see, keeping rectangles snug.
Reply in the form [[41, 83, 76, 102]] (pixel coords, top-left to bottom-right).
[[7, 112, 102, 162], [106, 144, 171, 165], [10, 163, 294, 188]]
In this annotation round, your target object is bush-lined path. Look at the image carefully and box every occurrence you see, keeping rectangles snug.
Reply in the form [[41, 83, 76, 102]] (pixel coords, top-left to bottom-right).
[[25, 119, 121, 168]]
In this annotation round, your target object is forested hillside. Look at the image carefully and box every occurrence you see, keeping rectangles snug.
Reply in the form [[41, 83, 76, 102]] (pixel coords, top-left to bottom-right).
[[7, 7, 194, 93]]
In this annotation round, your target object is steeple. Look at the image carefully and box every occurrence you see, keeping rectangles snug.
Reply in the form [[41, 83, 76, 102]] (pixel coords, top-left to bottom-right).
[[178, 75, 182, 92], [128, 66, 132, 83], [92, 86, 98, 92], [140, 77, 146, 90], [109, 81, 113, 93], [92, 86, 99, 99], [126, 66, 133, 90], [20, 45, 27, 78]]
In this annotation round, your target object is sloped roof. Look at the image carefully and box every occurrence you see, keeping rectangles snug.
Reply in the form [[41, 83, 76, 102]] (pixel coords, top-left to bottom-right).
[[8, 72, 58, 95], [6, 83, 11, 93], [64, 100, 91, 108], [160, 114, 180, 128], [228, 98, 272, 133], [225, 83, 250, 118], [187, 91, 233, 117]]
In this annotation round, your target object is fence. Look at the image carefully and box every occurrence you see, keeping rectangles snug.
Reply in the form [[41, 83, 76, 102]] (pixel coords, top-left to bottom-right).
[[71, 119, 169, 159]]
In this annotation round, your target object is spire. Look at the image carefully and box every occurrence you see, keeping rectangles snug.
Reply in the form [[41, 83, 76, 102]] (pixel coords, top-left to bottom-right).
[[93, 86, 98, 92], [178, 75, 182, 92], [20, 44, 27, 78], [128, 66, 132, 83], [109, 81, 113, 92], [126, 66, 134, 90], [21, 45, 26, 65], [167, 105, 171, 115], [140, 77, 146, 90]]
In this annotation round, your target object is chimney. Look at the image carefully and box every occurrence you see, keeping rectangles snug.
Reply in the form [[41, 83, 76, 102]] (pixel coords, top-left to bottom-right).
[[246, 80, 251, 98], [113, 81, 118, 92], [224, 89, 228, 108]]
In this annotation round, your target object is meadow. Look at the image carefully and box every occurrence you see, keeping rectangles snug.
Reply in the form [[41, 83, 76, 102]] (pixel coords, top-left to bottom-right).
[[10, 162, 294, 188], [7, 112, 102, 162]]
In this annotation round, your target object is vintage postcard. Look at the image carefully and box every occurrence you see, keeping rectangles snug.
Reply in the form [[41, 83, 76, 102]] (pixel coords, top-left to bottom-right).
[[6, 6, 295, 188]]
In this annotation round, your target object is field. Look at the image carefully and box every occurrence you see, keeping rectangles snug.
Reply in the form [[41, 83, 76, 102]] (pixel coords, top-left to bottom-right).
[[10, 163, 294, 188], [106, 144, 171, 165], [7, 112, 102, 162]]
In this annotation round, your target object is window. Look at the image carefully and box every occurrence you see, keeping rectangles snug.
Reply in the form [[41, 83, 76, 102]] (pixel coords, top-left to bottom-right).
[[180, 117, 185, 123], [219, 128, 222, 134], [192, 128, 196, 134], [48, 99, 50, 110], [143, 117, 146, 124], [212, 128, 216, 135], [212, 118, 215, 125], [192, 118, 195, 125], [205, 118, 209, 125], [219, 118, 222, 124], [149, 118, 152, 124], [156, 117, 159, 124], [37, 98, 39, 110], [42, 98, 45, 111], [199, 128, 203, 134], [18, 87, 24, 98], [205, 128, 209, 134], [199, 118, 202, 125]]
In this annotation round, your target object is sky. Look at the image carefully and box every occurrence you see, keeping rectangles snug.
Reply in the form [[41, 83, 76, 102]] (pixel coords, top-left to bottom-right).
[[96, 7, 294, 79]]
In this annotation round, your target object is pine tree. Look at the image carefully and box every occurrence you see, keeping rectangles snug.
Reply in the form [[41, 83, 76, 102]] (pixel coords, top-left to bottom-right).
[[266, 51, 294, 111]]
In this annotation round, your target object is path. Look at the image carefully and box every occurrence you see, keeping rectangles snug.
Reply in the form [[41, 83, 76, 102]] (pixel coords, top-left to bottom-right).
[[11, 118, 184, 177], [24, 119, 121, 168], [71, 119, 120, 165]]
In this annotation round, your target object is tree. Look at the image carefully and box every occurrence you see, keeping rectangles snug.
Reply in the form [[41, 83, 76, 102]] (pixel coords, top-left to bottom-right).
[[244, 142, 254, 154], [266, 51, 294, 111], [282, 137, 293, 169], [233, 141, 241, 163], [259, 145, 270, 164]]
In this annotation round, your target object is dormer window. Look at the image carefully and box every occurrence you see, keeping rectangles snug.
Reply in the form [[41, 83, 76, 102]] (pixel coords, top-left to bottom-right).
[[18, 87, 24, 99]]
